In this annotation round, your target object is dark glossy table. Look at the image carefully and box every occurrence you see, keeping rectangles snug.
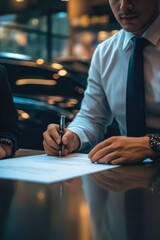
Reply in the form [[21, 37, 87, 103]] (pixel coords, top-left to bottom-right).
[[0, 149, 160, 240]]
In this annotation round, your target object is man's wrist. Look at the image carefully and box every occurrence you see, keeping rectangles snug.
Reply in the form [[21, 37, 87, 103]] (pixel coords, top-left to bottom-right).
[[147, 134, 160, 160], [72, 132, 81, 152]]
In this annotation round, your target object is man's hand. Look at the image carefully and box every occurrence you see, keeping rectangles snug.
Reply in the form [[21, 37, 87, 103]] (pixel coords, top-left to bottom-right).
[[89, 136, 156, 165], [43, 124, 80, 156], [92, 164, 157, 192], [0, 145, 12, 159]]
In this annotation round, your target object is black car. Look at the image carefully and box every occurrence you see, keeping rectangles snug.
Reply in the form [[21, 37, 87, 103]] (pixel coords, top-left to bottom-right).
[[0, 52, 88, 150]]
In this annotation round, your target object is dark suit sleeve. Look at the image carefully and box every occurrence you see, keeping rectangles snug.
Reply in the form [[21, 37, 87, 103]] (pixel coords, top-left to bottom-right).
[[0, 65, 20, 153]]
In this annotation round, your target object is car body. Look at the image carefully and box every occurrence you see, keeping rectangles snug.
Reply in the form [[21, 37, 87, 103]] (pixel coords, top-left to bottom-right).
[[0, 52, 88, 149]]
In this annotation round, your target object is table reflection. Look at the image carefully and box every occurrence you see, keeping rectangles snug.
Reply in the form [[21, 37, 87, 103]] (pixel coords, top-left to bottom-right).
[[0, 181, 16, 240], [0, 178, 91, 240], [82, 162, 160, 240], [1, 161, 160, 240]]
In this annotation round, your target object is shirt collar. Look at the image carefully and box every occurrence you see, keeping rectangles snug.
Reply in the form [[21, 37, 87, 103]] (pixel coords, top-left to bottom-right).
[[143, 14, 160, 46], [123, 14, 160, 51], [123, 32, 134, 51]]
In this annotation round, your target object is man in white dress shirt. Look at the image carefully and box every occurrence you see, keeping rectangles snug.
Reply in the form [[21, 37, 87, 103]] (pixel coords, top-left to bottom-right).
[[43, 0, 160, 165]]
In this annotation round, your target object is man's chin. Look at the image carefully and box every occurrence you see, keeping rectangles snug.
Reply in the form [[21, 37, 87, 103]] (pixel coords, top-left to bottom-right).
[[120, 23, 141, 35]]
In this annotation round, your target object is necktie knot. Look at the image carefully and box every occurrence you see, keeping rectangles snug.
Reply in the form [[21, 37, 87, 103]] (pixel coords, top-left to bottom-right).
[[132, 37, 149, 51]]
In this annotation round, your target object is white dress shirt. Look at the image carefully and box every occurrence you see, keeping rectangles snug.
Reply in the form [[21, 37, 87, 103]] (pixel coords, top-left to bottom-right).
[[68, 15, 160, 152]]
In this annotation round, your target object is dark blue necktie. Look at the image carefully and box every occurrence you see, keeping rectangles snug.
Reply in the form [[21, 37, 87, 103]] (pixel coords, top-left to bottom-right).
[[126, 37, 149, 137]]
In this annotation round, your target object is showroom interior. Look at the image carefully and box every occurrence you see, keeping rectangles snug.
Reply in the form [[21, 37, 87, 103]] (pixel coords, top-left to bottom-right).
[[0, 0, 121, 150], [0, 0, 121, 61]]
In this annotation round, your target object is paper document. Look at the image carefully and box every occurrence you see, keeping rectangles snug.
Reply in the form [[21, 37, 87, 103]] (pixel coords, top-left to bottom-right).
[[0, 153, 118, 184]]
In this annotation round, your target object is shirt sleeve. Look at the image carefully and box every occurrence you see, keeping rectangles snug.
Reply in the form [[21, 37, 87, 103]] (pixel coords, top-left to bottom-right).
[[68, 45, 113, 152], [0, 65, 20, 154]]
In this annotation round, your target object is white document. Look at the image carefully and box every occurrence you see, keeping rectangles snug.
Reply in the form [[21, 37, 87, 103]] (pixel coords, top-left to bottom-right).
[[0, 153, 118, 184]]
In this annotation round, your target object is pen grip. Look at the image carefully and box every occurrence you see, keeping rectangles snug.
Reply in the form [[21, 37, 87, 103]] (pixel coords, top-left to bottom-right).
[[58, 130, 63, 153], [58, 115, 65, 157], [59, 130, 63, 139]]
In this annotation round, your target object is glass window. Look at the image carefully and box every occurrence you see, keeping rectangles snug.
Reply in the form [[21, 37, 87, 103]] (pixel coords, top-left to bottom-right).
[[0, 12, 70, 61]]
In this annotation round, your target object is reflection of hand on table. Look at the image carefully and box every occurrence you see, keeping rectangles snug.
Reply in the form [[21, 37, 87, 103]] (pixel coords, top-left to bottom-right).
[[92, 163, 160, 192]]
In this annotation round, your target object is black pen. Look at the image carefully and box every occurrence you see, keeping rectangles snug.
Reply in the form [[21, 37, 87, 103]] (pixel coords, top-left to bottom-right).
[[58, 115, 65, 157]]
